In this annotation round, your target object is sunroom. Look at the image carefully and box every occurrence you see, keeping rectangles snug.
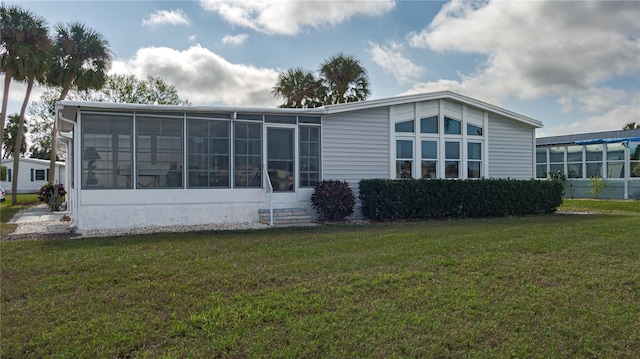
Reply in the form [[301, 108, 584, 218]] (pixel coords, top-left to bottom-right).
[[536, 129, 640, 199]]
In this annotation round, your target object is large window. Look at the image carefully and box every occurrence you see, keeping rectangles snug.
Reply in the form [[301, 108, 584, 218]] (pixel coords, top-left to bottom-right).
[[444, 117, 461, 135], [536, 147, 547, 179], [396, 140, 413, 178], [299, 126, 320, 187], [188, 118, 230, 188], [234, 122, 262, 187], [631, 141, 640, 178], [467, 123, 483, 136], [467, 142, 482, 178], [585, 144, 603, 177], [606, 143, 625, 178], [445, 141, 460, 178], [549, 146, 564, 176], [421, 140, 437, 179], [137, 116, 183, 188], [420, 116, 438, 134], [395, 120, 414, 133], [566, 145, 583, 178], [82, 113, 133, 189]]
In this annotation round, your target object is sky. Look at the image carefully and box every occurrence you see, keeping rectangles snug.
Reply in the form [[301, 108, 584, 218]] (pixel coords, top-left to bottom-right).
[[2, 0, 639, 137]]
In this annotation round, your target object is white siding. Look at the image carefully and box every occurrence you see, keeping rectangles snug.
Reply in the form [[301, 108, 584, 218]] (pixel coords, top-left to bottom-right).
[[322, 107, 390, 188], [488, 115, 535, 179], [0, 159, 65, 193]]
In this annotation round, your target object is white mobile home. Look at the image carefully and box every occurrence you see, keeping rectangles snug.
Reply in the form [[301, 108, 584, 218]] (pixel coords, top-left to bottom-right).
[[56, 91, 542, 232], [0, 157, 65, 193], [536, 129, 640, 199]]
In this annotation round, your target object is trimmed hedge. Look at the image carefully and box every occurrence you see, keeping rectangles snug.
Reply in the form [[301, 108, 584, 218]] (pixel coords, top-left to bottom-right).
[[359, 178, 564, 221]]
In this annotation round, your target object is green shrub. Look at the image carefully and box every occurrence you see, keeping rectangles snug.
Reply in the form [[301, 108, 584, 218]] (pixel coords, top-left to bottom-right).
[[311, 180, 355, 221], [359, 178, 564, 221], [586, 176, 608, 199], [37, 183, 66, 211]]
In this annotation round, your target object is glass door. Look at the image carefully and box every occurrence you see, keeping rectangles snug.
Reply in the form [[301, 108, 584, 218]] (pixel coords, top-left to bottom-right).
[[267, 127, 295, 192]]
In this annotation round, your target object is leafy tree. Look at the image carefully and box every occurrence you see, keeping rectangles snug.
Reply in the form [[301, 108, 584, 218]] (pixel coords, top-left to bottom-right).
[[0, 5, 49, 159], [28, 74, 189, 160], [3, 114, 28, 159], [27, 89, 56, 160], [271, 68, 321, 108], [75, 74, 190, 105], [318, 53, 371, 104], [46, 21, 112, 183], [623, 122, 639, 130]]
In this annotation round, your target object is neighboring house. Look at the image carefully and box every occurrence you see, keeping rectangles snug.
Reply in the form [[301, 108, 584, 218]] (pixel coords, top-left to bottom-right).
[[0, 157, 65, 193], [536, 129, 640, 200], [55, 91, 542, 232]]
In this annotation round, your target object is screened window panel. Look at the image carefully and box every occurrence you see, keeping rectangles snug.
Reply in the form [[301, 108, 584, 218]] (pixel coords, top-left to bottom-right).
[[234, 122, 262, 187], [136, 116, 183, 188], [299, 126, 320, 187], [187, 119, 230, 188], [82, 113, 133, 189], [536, 164, 547, 179]]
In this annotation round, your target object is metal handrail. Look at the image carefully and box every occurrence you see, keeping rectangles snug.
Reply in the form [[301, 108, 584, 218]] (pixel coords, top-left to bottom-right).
[[263, 163, 274, 226]]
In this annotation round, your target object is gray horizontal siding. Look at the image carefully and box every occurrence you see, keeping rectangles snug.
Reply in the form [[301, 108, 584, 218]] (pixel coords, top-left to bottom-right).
[[322, 107, 390, 188], [488, 115, 535, 179]]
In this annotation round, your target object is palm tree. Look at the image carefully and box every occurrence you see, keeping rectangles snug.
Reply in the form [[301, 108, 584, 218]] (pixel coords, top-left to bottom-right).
[[318, 53, 371, 104], [623, 122, 638, 130], [46, 22, 112, 183], [271, 68, 321, 108], [0, 5, 48, 159]]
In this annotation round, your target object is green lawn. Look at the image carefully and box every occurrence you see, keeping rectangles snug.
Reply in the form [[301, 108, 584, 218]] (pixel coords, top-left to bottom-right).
[[0, 193, 40, 237], [1, 200, 639, 358]]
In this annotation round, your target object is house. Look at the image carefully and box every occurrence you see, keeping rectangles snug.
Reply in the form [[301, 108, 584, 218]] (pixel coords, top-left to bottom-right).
[[55, 91, 542, 232], [536, 128, 640, 199], [0, 157, 65, 193]]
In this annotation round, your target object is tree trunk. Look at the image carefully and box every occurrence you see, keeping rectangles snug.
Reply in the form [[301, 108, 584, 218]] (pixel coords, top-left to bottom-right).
[[1, 73, 13, 160], [11, 77, 34, 205], [48, 81, 72, 184]]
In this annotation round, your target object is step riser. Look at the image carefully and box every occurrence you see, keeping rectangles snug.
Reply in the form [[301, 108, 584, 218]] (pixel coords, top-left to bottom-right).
[[258, 208, 312, 225]]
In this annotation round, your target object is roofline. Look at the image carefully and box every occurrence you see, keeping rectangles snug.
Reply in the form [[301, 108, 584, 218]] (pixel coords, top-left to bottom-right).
[[56, 90, 542, 129], [323, 91, 543, 128], [1, 157, 65, 165]]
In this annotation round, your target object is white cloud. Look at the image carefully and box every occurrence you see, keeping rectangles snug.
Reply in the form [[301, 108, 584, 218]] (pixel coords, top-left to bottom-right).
[[402, 0, 640, 135], [142, 9, 190, 27], [199, 0, 396, 35], [368, 41, 425, 84], [547, 93, 640, 135], [221, 33, 249, 45], [112, 45, 280, 107], [188, 34, 197, 42]]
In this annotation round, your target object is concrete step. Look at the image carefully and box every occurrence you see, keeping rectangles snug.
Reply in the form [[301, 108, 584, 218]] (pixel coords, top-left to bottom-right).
[[258, 208, 312, 225]]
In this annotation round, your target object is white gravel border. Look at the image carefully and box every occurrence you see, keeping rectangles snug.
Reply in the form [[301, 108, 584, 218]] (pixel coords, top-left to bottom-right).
[[6, 204, 269, 239]]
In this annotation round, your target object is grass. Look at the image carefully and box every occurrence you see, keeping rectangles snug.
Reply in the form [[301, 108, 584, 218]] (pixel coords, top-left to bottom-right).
[[0, 193, 40, 237], [1, 199, 639, 358]]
